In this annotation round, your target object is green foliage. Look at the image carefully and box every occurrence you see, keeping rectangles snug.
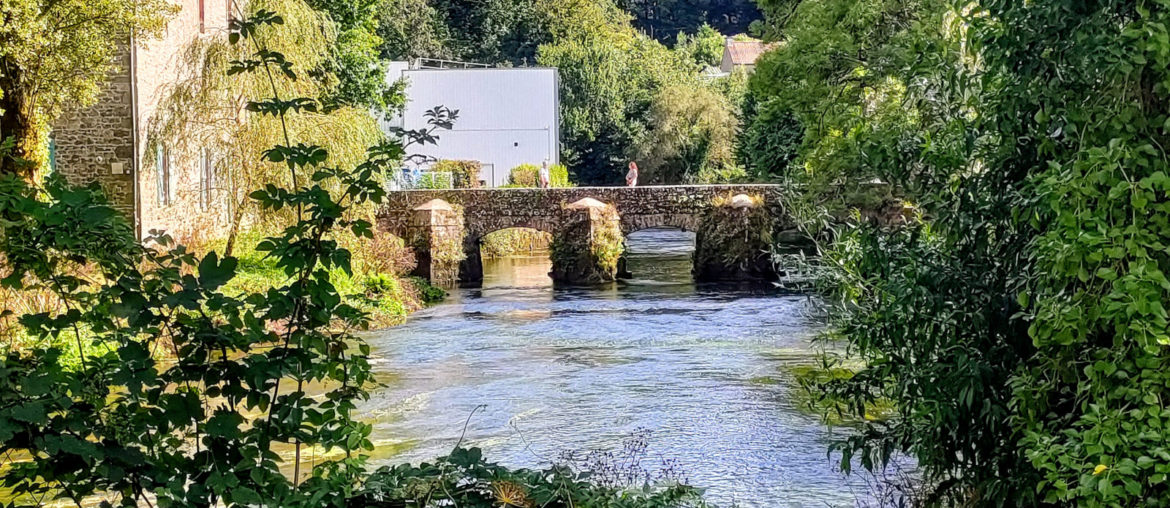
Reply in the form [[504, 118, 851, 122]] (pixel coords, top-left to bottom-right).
[[480, 228, 552, 258], [635, 83, 740, 184], [426, 0, 544, 65], [153, 0, 386, 246], [355, 447, 709, 507], [761, 0, 1170, 505], [0, 0, 174, 175], [431, 159, 482, 189], [539, 29, 693, 184], [619, 0, 761, 44], [304, 0, 393, 111], [675, 24, 725, 68], [407, 276, 447, 304], [736, 96, 802, 179], [0, 9, 394, 505], [507, 163, 570, 188], [376, 0, 454, 60]]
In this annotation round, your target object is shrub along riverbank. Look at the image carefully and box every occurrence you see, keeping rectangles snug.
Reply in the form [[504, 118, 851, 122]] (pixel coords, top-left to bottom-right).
[[212, 231, 446, 328], [0, 5, 714, 507]]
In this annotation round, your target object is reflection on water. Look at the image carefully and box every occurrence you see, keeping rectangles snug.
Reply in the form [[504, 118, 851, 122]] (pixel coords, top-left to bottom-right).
[[361, 228, 872, 507]]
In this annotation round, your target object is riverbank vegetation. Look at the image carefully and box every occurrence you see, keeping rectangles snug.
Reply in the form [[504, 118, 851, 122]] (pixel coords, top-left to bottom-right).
[[0, 5, 710, 506], [751, 0, 1170, 504]]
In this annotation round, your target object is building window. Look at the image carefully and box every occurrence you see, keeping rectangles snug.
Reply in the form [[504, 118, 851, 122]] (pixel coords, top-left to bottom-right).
[[199, 148, 214, 210], [156, 144, 170, 206], [198, 0, 206, 33], [47, 136, 57, 175]]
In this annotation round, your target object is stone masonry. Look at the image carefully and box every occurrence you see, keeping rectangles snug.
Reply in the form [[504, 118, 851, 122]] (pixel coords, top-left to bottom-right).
[[51, 0, 233, 243], [51, 45, 136, 216], [378, 185, 794, 285]]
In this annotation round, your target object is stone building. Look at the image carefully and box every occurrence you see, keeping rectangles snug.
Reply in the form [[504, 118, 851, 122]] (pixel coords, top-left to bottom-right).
[[51, 0, 232, 243], [719, 37, 775, 73]]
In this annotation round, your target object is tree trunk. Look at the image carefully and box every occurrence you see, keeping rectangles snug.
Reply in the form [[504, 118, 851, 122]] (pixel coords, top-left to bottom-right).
[[0, 58, 34, 180], [223, 195, 248, 257]]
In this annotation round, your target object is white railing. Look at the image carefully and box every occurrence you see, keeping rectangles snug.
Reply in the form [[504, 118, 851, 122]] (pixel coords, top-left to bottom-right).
[[390, 170, 454, 190]]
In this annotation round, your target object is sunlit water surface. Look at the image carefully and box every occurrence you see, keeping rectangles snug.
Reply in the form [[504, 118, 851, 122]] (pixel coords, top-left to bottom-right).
[[360, 228, 877, 507]]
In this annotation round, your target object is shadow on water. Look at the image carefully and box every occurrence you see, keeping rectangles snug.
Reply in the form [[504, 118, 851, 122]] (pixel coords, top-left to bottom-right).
[[359, 227, 885, 507]]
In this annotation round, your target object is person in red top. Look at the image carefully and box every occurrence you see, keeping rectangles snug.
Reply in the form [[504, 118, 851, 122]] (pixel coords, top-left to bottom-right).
[[625, 161, 639, 187]]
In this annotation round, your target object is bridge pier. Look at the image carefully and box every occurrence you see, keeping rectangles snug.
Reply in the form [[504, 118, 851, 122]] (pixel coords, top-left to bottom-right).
[[549, 198, 625, 284], [693, 193, 780, 282], [403, 199, 465, 287]]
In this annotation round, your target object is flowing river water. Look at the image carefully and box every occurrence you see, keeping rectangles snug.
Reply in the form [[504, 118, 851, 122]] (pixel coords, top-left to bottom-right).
[[359, 228, 878, 507]]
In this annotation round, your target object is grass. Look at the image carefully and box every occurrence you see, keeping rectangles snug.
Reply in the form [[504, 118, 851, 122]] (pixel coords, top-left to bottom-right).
[[212, 230, 444, 328]]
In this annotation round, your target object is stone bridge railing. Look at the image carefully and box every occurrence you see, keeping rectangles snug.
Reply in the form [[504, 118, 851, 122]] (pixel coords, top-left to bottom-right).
[[376, 185, 797, 286]]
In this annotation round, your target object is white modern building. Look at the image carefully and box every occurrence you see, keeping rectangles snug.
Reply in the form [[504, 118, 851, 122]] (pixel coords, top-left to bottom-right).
[[383, 60, 560, 188]]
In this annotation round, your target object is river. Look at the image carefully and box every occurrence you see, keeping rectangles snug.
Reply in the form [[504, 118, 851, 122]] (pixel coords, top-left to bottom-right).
[[360, 228, 877, 507]]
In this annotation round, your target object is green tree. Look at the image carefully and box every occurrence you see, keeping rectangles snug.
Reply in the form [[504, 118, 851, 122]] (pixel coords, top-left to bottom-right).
[[0, 0, 173, 177], [0, 7, 388, 505], [153, 0, 384, 251], [618, 0, 761, 44], [767, 0, 1170, 505], [304, 0, 391, 110], [736, 95, 801, 179], [635, 82, 739, 183], [675, 23, 725, 68], [751, 0, 1042, 503], [376, 0, 454, 60], [537, 0, 691, 184]]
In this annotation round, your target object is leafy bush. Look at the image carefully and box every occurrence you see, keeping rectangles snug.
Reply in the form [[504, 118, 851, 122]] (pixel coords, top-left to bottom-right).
[[416, 171, 454, 189], [432, 159, 482, 188], [408, 276, 447, 304], [756, 0, 1170, 505], [508, 163, 571, 188], [355, 447, 709, 508], [0, 10, 394, 505], [636, 83, 740, 184]]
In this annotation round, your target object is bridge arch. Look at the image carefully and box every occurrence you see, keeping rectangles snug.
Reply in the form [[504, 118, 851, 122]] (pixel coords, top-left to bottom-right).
[[464, 218, 559, 247], [619, 213, 701, 235]]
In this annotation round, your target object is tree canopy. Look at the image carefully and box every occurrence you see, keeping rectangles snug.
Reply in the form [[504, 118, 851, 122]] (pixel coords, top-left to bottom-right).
[[0, 0, 174, 177], [749, 0, 1170, 504]]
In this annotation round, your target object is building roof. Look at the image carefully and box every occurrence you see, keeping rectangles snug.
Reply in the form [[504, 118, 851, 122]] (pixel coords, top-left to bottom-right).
[[723, 39, 774, 66]]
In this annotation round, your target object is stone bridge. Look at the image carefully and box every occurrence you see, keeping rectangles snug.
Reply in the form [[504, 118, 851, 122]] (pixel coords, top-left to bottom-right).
[[377, 185, 799, 286]]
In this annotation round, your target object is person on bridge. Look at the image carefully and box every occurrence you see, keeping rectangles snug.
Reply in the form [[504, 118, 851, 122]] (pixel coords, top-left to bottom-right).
[[626, 161, 639, 187], [539, 160, 551, 189]]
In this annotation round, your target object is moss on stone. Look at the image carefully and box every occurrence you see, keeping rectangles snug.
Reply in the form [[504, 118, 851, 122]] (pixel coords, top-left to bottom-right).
[[693, 192, 778, 281], [549, 203, 624, 284]]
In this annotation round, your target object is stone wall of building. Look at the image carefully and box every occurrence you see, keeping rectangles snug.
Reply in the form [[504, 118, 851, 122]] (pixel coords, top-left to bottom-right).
[[52, 0, 233, 243], [51, 44, 136, 216], [136, 0, 233, 244]]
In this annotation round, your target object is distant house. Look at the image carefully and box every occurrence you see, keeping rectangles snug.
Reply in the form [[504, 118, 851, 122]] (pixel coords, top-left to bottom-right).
[[720, 37, 775, 73], [51, 0, 232, 243], [383, 60, 560, 188]]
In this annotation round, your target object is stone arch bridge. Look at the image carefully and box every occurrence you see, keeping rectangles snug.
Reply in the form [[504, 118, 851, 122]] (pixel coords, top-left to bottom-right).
[[377, 185, 798, 286]]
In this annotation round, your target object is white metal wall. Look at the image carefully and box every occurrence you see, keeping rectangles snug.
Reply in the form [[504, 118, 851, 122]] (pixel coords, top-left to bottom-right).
[[387, 66, 560, 187]]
